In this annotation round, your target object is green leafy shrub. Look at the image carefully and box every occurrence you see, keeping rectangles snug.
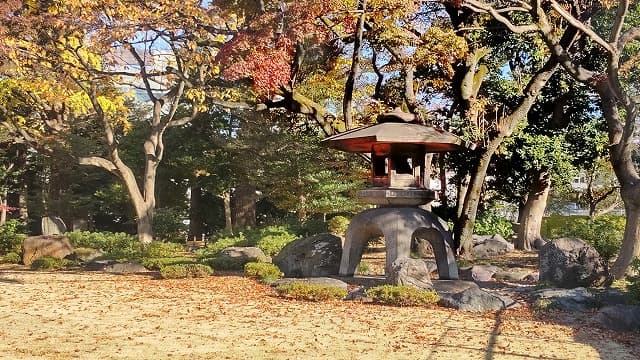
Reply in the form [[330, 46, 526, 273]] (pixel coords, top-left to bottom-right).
[[66, 231, 142, 260], [153, 207, 188, 242], [327, 216, 350, 236], [244, 262, 282, 284], [159, 263, 213, 279], [0, 220, 27, 255], [201, 257, 247, 271], [365, 285, 440, 306], [474, 212, 514, 239], [196, 233, 248, 259], [627, 258, 640, 304], [275, 282, 347, 301], [197, 226, 297, 259], [140, 257, 196, 270], [31, 257, 75, 270], [544, 215, 624, 261], [255, 226, 297, 256], [144, 241, 184, 258], [1, 252, 20, 264]]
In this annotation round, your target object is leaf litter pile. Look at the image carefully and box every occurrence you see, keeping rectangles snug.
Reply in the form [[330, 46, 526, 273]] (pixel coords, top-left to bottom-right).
[[0, 265, 638, 359]]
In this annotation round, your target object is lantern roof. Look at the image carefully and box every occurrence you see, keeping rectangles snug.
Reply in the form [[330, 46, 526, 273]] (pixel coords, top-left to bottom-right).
[[322, 122, 471, 153]]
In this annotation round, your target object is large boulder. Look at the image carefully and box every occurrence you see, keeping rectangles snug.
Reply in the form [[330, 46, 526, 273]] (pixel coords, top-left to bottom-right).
[[85, 260, 148, 273], [539, 238, 607, 288], [433, 280, 518, 311], [471, 234, 514, 258], [387, 257, 433, 290], [273, 233, 342, 278], [21, 235, 75, 266], [596, 305, 640, 332]]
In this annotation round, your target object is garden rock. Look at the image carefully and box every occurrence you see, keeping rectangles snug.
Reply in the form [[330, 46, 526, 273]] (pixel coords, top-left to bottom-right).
[[219, 247, 271, 264], [539, 238, 607, 288], [596, 305, 640, 332], [73, 247, 105, 263], [104, 261, 148, 274], [272, 277, 348, 291], [532, 287, 597, 312], [472, 234, 492, 246], [345, 287, 374, 303], [273, 233, 342, 277], [471, 234, 514, 258], [433, 280, 518, 311], [21, 235, 75, 266], [387, 257, 433, 290], [471, 265, 500, 282], [495, 268, 536, 282], [424, 259, 438, 274]]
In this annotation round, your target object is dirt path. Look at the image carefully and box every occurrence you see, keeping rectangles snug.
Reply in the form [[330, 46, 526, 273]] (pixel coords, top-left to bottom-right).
[[0, 267, 637, 360]]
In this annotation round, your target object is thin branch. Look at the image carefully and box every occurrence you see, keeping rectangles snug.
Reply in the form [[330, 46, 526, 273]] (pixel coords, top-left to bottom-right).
[[78, 156, 118, 174], [549, 1, 615, 53], [463, 0, 538, 33], [610, 0, 630, 45]]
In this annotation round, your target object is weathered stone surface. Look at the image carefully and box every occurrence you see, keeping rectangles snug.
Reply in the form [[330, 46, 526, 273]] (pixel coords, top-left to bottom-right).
[[471, 265, 500, 282], [387, 257, 433, 290], [596, 305, 640, 332], [539, 238, 607, 288], [273, 233, 342, 278], [532, 287, 597, 312], [424, 259, 438, 274], [21, 235, 75, 266], [433, 280, 518, 311], [219, 246, 271, 264], [495, 268, 536, 282], [41, 216, 67, 236], [103, 261, 148, 274], [532, 238, 547, 250], [272, 277, 348, 291], [340, 207, 459, 280], [84, 260, 116, 271], [471, 234, 514, 258], [472, 234, 492, 246], [595, 289, 628, 307]]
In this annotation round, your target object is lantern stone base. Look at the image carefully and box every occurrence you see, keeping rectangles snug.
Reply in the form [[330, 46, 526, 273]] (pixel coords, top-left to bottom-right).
[[339, 207, 459, 280], [356, 188, 435, 206]]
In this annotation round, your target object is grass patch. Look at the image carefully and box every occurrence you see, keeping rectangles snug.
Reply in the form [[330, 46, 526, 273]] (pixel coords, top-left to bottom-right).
[[159, 264, 213, 279], [1, 252, 20, 264], [365, 285, 440, 306], [276, 282, 347, 301], [31, 257, 75, 271]]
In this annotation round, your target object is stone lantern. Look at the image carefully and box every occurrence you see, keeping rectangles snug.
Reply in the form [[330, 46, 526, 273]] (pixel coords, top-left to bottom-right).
[[322, 110, 470, 280]]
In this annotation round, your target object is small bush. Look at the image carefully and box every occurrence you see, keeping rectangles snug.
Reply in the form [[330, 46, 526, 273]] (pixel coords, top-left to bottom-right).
[[356, 262, 372, 275], [140, 257, 196, 270], [0, 220, 27, 255], [244, 262, 282, 284], [544, 215, 624, 261], [202, 257, 247, 271], [66, 231, 142, 260], [276, 282, 347, 301], [153, 207, 188, 242], [144, 241, 184, 258], [159, 263, 213, 279], [327, 216, 350, 236], [365, 285, 440, 306], [474, 212, 514, 239], [255, 226, 297, 256], [196, 233, 248, 259], [627, 258, 640, 304], [1, 252, 20, 264], [31, 257, 75, 271]]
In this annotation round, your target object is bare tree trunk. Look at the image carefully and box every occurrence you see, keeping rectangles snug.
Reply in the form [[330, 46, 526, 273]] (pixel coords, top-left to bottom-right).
[[188, 185, 203, 241], [137, 207, 154, 244], [232, 182, 256, 229], [456, 174, 470, 220], [0, 194, 7, 226], [611, 194, 640, 277], [516, 170, 550, 250], [439, 154, 448, 207], [342, 0, 366, 130], [222, 191, 232, 233]]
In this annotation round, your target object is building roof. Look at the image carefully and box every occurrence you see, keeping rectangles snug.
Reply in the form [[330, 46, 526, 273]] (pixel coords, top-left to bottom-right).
[[321, 122, 470, 153]]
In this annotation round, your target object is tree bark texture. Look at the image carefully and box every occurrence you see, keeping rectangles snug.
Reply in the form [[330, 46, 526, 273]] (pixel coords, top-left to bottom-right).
[[516, 170, 550, 251], [232, 182, 257, 229], [188, 185, 203, 241]]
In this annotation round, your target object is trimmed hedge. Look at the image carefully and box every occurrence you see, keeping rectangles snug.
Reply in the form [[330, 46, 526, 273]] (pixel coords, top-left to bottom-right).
[[275, 282, 347, 301], [1, 252, 20, 264], [244, 262, 282, 284], [140, 257, 196, 270], [31, 257, 75, 271], [365, 285, 440, 306], [159, 264, 213, 279]]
